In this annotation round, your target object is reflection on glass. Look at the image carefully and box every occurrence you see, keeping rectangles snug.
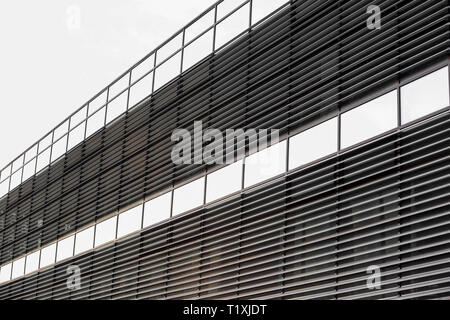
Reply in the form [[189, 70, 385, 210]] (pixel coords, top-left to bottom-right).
[[401, 67, 449, 124], [11, 257, 25, 279], [40, 243, 57, 268], [244, 141, 287, 188], [173, 177, 205, 216], [25, 251, 40, 274], [289, 118, 338, 169], [56, 235, 75, 262], [341, 91, 398, 149], [0, 263, 12, 283], [94, 216, 117, 247], [143, 192, 172, 228], [74, 226, 95, 255], [117, 205, 142, 238], [206, 160, 243, 202]]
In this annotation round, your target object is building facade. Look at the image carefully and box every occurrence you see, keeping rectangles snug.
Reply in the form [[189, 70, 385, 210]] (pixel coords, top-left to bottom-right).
[[0, 0, 449, 299]]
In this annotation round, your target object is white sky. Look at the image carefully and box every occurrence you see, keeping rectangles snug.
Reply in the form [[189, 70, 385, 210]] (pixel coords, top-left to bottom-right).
[[0, 0, 216, 169]]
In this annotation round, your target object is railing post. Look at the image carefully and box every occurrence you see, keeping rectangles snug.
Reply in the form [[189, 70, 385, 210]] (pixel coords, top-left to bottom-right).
[[126, 71, 132, 111], [213, 5, 218, 52], [152, 52, 157, 93], [104, 87, 110, 126], [180, 28, 186, 73], [84, 104, 89, 140]]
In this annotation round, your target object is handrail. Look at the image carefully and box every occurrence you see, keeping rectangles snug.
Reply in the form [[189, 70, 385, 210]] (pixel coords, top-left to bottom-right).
[[0, 0, 291, 200]]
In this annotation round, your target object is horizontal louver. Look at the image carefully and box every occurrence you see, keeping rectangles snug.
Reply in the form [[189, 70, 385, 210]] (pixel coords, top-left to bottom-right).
[[0, 109, 449, 299], [0, 0, 449, 299]]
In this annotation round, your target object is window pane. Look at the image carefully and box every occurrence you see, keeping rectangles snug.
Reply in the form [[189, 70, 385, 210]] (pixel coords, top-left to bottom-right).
[[401, 67, 449, 124], [74, 226, 94, 255], [341, 91, 398, 149], [25, 250, 40, 274], [143, 192, 172, 228], [94, 216, 117, 247], [40, 243, 56, 268], [206, 160, 243, 202], [56, 235, 75, 262], [0, 263, 12, 283], [244, 140, 287, 188], [289, 118, 338, 169], [173, 177, 205, 216], [117, 205, 142, 238], [12, 257, 25, 279]]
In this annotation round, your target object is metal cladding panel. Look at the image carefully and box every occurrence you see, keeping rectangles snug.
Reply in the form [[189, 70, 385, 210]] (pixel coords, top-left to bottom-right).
[[0, 110, 449, 300], [0, 0, 449, 299]]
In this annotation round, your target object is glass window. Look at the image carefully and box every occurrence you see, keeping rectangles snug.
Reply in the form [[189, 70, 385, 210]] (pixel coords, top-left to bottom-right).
[[143, 191, 172, 228], [74, 226, 95, 255], [25, 250, 40, 274], [206, 160, 243, 202], [117, 205, 142, 238], [244, 140, 287, 188], [173, 177, 205, 216], [0, 263, 12, 283], [11, 257, 25, 279], [289, 118, 338, 169], [56, 235, 75, 262], [40, 243, 57, 268], [401, 66, 449, 124], [94, 216, 117, 247], [341, 90, 398, 149]]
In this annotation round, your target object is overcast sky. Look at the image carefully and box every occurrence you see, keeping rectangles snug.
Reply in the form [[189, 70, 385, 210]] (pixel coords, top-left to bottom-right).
[[0, 0, 216, 169]]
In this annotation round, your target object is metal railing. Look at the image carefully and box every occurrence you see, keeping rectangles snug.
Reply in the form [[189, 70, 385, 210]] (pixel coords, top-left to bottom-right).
[[0, 0, 291, 200]]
